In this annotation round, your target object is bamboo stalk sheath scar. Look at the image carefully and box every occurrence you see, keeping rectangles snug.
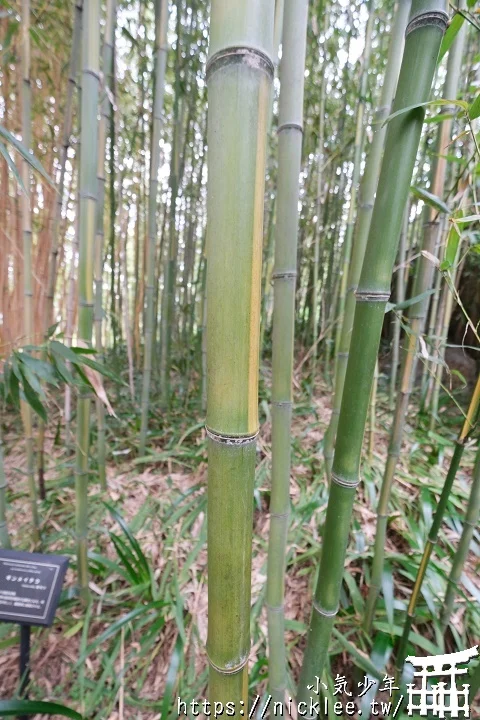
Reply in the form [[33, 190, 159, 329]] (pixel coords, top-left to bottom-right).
[[205, 0, 274, 709]]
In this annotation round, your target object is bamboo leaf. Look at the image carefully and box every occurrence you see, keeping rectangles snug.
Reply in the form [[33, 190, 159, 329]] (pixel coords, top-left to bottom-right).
[[469, 93, 480, 120], [0, 700, 83, 718], [410, 185, 450, 214], [439, 12, 465, 61], [383, 98, 468, 126], [0, 141, 27, 194], [0, 125, 54, 186], [21, 373, 47, 422]]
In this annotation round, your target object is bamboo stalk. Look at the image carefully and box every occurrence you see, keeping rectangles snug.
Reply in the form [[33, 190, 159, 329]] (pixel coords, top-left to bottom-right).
[[37, 0, 83, 497], [441, 443, 480, 630], [20, 0, 40, 543], [139, 0, 168, 457], [389, 205, 409, 408], [94, 0, 116, 490], [206, 0, 274, 706], [266, 0, 308, 706], [297, 1, 448, 703], [322, 0, 411, 479], [364, 15, 468, 630], [75, 0, 101, 598], [311, 9, 328, 384], [395, 374, 480, 677]]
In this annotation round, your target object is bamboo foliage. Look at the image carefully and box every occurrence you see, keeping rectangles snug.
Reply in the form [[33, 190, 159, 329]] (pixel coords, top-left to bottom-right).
[[205, 0, 274, 705], [298, 0, 448, 701], [75, 0, 101, 597], [266, 0, 308, 705], [139, 0, 169, 458], [323, 0, 411, 478]]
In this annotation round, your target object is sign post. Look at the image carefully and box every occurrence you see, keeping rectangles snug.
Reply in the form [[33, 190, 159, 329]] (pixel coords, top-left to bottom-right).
[[0, 549, 69, 719]]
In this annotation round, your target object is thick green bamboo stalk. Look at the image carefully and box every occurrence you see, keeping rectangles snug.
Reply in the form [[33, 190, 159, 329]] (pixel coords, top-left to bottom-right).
[[0, 389, 11, 549], [139, 0, 168, 457], [94, 0, 116, 490], [298, 2, 447, 705], [206, 0, 274, 707], [364, 16, 467, 631], [37, 0, 83, 497], [395, 374, 480, 677], [266, 0, 308, 706], [75, 0, 101, 597], [20, 0, 40, 544], [323, 0, 411, 479], [441, 443, 480, 630]]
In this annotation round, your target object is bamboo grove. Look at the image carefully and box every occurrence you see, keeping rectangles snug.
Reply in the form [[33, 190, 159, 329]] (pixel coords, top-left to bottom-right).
[[0, 0, 479, 717]]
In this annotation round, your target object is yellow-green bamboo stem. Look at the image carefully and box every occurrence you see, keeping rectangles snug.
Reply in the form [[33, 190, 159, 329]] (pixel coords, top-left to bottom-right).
[[206, 0, 274, 707], [266, 0, 308, 706], [298, 2, 448, 704], [390, 205, 409, 408], [139, 0, 168, 456], [20, 0, 40, 544], [75, 0, 101, 598], [323, 0, 411, 479]]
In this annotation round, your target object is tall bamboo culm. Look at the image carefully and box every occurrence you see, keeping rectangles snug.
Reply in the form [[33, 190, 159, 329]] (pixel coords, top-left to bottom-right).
[[205, 0, 274, 706], [395, 374, 480, 677], [139, 0, 168, 458], [363, 9, 467, 632], [75, 0, 101, 597], [36, 0, 83, 498], [266, 0, 308, 706], [297, 1, 448, 705], [95, 0, 117, 490], [441, 442, 480, 629], [20, 0, 40, 544], [322, 0, 411, 480]]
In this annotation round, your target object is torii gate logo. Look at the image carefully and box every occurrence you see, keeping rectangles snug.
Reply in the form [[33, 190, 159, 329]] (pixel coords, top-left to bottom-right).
[[405, 646, 478, 718]]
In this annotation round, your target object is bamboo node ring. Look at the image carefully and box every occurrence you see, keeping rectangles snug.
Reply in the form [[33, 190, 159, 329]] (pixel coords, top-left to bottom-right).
[[277, 122, 303, 135], [206, 652, 249, 675], [272, 400, 292, 408], [266, 603, 285, 613], [406, 10, 448, 37], [313, 600, 338, 618], [331, 472, 360, 489], [270, 510, 290, 519], [355, 290, 390, 303], [206, 46, 274, 81], [272, 271, 297, 280], [205, 426, 259, 446]]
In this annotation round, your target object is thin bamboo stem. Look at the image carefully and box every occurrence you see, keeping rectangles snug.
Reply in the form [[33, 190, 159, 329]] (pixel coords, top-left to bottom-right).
[[266, 0, 308, 706], [20, 0, 40, 544], [139, 0, 168, 457]]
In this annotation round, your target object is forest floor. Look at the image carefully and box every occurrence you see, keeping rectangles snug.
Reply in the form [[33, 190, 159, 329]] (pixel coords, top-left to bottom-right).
[[0, 359, 479, 719]]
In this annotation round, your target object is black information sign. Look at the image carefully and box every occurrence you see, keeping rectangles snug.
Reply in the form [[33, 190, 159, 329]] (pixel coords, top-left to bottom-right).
[[0, 549, 68, 627]]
